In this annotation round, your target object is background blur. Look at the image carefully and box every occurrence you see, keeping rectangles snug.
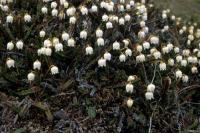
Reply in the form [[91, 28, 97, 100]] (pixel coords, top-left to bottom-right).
[[154, 0, 200, 23]]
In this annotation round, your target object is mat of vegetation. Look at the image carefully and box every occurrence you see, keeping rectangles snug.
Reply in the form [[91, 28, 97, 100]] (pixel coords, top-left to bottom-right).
[[0, 0, 200, 132]]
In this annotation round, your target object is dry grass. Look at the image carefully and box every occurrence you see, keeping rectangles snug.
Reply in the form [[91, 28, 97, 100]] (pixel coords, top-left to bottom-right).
[[154, 0, 200, 23]]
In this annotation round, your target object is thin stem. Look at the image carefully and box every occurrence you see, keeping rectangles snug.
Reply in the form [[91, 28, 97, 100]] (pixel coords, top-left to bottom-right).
[[151, 64, 157, 83], [148, 116, 152, 133], [148, 104, 158, 133], [142, 63, 148, 83], [178, 85, 200, 95]]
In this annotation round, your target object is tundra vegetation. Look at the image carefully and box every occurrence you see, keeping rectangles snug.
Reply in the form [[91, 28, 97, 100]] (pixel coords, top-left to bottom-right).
[[0, 0, 200, 132]]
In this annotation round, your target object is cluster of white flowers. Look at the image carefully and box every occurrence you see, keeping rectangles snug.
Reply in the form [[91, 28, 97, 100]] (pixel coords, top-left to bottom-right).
[[126, 75, 137, 107], [145, 83, 155, 100], [1, 0, 200, 106]]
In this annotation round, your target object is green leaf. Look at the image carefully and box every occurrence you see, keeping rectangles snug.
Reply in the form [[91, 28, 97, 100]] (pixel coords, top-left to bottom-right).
[[34, 102, 53, 121], [16, 87, 41, 96], [87, 106, 96, 118], [17, 89, 35, 96], [14, 128, 26, 133]]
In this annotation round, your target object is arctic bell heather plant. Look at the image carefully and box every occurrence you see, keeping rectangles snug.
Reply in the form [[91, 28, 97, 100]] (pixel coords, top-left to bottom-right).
[[0, 0, 200, 132]]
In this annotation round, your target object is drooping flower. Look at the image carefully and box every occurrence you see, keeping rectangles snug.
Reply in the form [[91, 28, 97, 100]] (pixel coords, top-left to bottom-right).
[[24, 13, 31, 22], [98, 58, 106, 67], [147, 83, 155, 92], [106, 21, 113, 29], [51, 1, 57, 9], [33, 60, 41, 70], [67, 38, 75, 47], [80, 6, 88, 15], [126, 83, 134, 93], [127, 98, 134, 107], [80, 30, 87, 39], [51, 66, 59, 75], [176, 70, 182, 79], [39, 30, 46, 38], [91, 5, 98, 12], [96, 29, 103, 38], [150, 36, 159, 45], [97, 38, 105, 46], [119, 54, 126, 62], [113, 41, 120, 50], [27, 72, 35, 81], [69, 16, 76, 24], [51, 9, 58, 16], [55, 43, 63, 52], [145, 92, 154, 100], [191, 66, 198, 74], [125, 49, 132, 57], [168, 58, 174, 66], [41, 6, 48, 14], [45, 47, 52, 56], [16, 40, 24, 50], [182, 75, 189, 83], [159, 62, 167, 71], [104, 52, 111, 61], [85, 46, 93, 55], [143, 41, 150, 50], [6, 58, 15, 68], [136, 54, 145, 63], [6, 15, 13, 23], [62, 32, 69, 41], [7, 41, 14, 50]]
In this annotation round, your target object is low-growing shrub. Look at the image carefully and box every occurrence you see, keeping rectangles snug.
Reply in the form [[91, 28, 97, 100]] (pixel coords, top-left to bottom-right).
[[0, 0, 200, 132]]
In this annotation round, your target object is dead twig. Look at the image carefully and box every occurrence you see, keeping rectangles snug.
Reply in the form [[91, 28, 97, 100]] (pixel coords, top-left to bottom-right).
[[178, 85, 200, 95]]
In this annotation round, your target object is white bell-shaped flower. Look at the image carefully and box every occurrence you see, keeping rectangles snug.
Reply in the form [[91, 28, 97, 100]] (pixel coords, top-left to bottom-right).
[[85, 46, 93, 55], [39, 30, 46, 38], [159, 62, 166, 71], [33, 60, 41, 70], [52, 9, 58, 16], [147, 83, 155, 92], [27, 72, 35, 81], [69, 16, 76, 24], [182, 75, 189, 83], [24, 14, 31, 22], [6, 15, 13, 23], [55, 43, 63, 52], [104, 52, 111, 61], [45, 47, 52, 56], [127, 98, 134, 107], [98, 58, 106, 67], [96, 29, 103, 37], [91, 5, 98, 12], [6, 58, 15, 68], [150, 36, 159, 45], [176, 70, 182, 79], [125, 49, 132, 57], [126, 83, 134, 93], [67, 38, 75, 47], [113, 41, 120, 50], [80, 30, 87, 39], [16, 40, 24, 50], [62, 32, 69, 41], [51, 66, 59, 75], [106, 21, 113, 29], [136, 54, 145, 63], [119, 54, 126, 62], [168, 58, 174, 66], [145, 92, 154, 100], [7, 42, 14, 50], [41, 6, 48, 14], [97, 38, 105, 46]]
